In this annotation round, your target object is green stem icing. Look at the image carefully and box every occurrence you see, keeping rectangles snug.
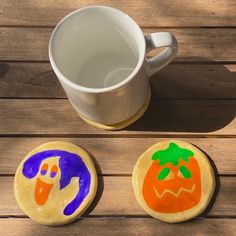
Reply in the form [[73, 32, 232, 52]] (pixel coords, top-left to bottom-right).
[[157, 167, 170, 180], [152, 142, 194, 166], [179, 166, 191, 178]]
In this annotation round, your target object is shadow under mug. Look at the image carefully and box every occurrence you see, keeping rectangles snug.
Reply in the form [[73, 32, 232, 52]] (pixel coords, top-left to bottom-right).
[[49, 6, 178, 128]]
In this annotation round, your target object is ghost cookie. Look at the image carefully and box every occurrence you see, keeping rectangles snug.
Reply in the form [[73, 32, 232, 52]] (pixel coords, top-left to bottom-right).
[[132, 140, 215, 223], [14, 141, 98, 226]]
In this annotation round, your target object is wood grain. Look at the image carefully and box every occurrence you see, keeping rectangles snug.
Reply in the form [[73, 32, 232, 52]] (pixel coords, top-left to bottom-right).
[[0, 99, 235, 136], [1, 0, 235, 234], [0, 138, 235, 175], [0, 218, 235, 236], [1, 0, 236, 27], [1, 28, 236, 61], [1, 176, 235, 217], [0, 63, 64, 98], [150, 64, 236, 99], [1, 63, 236, 99]]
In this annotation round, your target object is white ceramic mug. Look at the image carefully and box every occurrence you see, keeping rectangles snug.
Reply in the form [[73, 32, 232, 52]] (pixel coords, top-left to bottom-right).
[[49, 6, 178, 126]]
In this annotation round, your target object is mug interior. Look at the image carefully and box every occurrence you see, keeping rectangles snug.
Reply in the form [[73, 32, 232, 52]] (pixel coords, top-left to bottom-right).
[[50, 6, 145, 90]]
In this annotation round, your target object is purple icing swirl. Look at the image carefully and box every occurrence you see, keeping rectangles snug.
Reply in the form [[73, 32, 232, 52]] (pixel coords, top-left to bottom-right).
[[22, 150, 91, 216]]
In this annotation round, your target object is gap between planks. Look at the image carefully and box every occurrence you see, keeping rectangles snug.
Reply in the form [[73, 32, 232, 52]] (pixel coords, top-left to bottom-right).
[[0, 134, 236, 138], [1, 25, 236, 29], [1, 98, 236, 101], [1, 60, 236, 64], [0, 215, 235, 219], [0, 174, 235, 177]]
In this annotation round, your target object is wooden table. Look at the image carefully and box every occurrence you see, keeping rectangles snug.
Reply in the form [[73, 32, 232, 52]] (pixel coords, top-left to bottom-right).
[[0, 1, 236, 235]]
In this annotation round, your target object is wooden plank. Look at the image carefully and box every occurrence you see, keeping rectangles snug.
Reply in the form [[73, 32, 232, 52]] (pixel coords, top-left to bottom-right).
[[1, 0, 236, 27], [0, 176, 235, 216], [0, 28, 49, 61], [151, 64, 236, 99], [0, 218, 235, 236], [1, 63, 236, 99], [0, 138, 235, 175], [0, 99, 235, 136], [0, 62, 65, 98], [1, 28, 236, 61], [1, 218, 236, 236]]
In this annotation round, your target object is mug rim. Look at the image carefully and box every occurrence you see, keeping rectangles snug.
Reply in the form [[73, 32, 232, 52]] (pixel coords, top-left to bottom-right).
[[49, 5, 146, 93]]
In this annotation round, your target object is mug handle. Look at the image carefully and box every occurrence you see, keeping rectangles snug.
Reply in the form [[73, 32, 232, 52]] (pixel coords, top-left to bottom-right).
[[145, 32, 178, 76]]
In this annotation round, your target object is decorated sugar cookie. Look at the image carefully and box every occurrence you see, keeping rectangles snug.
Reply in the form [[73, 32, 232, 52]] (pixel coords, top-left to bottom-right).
[[14, 142, 98, 226], [132, 140, 215, 223]]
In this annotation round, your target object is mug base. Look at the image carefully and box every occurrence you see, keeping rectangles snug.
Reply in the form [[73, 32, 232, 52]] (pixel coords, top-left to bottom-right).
[[78, 89, 151, 130]]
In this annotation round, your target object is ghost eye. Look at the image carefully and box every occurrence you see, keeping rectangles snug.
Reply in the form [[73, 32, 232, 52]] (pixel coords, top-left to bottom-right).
[[50, 165, 58, 178], [40, 163, 48, 176], [157, 167, 171, 180], [179, 166, 191, 179]]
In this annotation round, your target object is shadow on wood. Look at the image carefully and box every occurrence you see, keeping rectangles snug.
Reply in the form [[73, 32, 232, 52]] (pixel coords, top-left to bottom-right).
[[150, 62, 236, 99], [196, 146, 220, 218], [127, 58, 236, 132], [0, 63, 9, 77], [80, 146, 104, 217]]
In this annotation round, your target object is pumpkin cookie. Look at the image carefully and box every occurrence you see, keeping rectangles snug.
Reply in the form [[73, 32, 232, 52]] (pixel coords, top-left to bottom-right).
[[132, 140, 215, 223], [14, 142, 98, 226]]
